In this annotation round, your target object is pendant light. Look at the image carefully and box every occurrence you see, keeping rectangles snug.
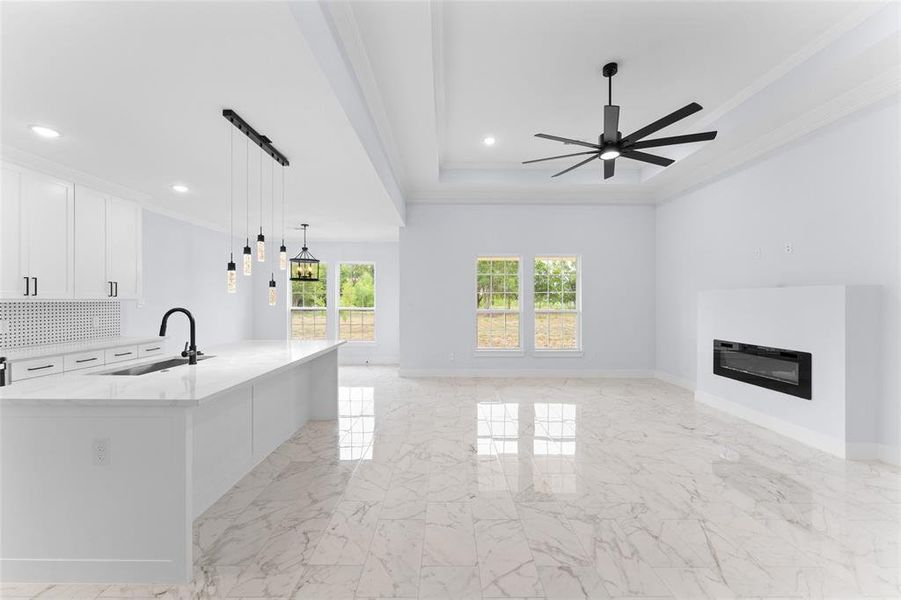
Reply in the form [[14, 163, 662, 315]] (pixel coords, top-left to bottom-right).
[[243, 137, 252, 276], [268, 273, 278, 306], [290, 224, 320, 282], [279, 165, 287, 271], [256, 146, 266, 262], [226, 124, 237, 293]]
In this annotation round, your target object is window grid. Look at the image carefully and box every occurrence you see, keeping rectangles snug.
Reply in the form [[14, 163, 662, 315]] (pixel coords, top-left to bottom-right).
[[339, 263, 376, 343], [291, 264, 328, 341], [534, 257, 580, 350], [476, 257, 521, 350]]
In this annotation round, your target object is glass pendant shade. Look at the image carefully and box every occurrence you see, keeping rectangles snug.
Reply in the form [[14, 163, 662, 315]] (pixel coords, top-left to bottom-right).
[[256, 229, 266, 262], [268, 275, 277, 306], [243, 242, 253, 276], [279, 242, 287, 271], [227, 257, 237, 294]]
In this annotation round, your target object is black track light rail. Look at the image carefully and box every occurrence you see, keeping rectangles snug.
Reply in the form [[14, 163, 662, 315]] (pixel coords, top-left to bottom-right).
[[222, 109, 290, 167]]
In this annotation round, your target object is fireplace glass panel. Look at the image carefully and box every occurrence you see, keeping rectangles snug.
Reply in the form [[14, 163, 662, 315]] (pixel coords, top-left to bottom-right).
[[719, 350, 800, 385]]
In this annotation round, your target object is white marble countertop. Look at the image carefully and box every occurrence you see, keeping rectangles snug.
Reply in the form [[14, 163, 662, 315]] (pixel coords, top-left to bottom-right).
[[0, 336, 168, 361], [0, 340, 344, 407]]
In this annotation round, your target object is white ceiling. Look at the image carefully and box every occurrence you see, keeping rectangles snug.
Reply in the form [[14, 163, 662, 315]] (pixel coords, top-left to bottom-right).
[[344, 0, 897, 203], [1, 1, 402, 241], [2, 1, 897, 237]]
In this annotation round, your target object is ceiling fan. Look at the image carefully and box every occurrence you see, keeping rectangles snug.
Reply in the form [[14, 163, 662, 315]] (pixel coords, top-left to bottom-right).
[[524, 62, 717, 179]]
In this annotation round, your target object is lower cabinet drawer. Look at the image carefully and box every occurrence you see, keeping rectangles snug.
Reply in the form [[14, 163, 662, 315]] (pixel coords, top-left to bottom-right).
[[13, 355, 64, 381], [105, 346, 139, 364], [64, 350, 105, 371], [138, 342, 165, 358]]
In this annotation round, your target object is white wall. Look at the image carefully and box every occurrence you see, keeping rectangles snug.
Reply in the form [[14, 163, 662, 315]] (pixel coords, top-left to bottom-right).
[[251, 241, 399, 365], [655, 97, 901, 459], [399, 203, 656, 375], [121, 210, 253, 351]]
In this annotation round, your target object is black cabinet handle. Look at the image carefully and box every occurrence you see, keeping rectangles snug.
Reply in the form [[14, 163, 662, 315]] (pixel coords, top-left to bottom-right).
[[108, 281, 113, 297], [32, 277, 37, 296], [75, 357, 98, 364], [23, 276, 29, 296], [113, 281, 118, 297], [113, 351, 132, 357], [27, 364, 54, 371], [145, 347, 160, 352]]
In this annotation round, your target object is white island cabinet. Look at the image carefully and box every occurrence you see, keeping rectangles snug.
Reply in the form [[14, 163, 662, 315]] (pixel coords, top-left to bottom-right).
[[0, 340, 343, 584]]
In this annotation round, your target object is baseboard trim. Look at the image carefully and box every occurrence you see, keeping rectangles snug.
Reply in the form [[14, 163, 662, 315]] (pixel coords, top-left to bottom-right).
[[654, 370, 696, 391], [694, 390, 847, 458], [339, 358, 399, 366], [399, 368, 657, 378], [0, 558, 187, 584]]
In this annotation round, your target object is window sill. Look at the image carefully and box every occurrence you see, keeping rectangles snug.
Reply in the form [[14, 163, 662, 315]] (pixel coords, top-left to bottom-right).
[[341, 341, 377, 346], [473, 350, 525, 358], [532, 350, 584, 358]]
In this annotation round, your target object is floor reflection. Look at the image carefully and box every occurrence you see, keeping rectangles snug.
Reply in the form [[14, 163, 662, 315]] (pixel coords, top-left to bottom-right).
[[477, 402, 519, 455], [533, 403, 578, 494], [338, 386, 374, 460]]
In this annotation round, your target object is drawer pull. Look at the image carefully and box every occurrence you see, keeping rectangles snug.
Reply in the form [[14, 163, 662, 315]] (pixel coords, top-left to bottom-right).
[[145, 347, 161, 352], [113, 352, 132, 357], [76, 357, 98, 364], [27, 364, 54, 371]]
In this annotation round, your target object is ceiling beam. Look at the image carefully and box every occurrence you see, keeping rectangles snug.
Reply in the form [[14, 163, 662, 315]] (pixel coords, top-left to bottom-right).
[[288, 1, 406, 225]]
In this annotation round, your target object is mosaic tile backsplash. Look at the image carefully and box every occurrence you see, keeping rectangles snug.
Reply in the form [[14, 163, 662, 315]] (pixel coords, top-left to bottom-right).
[[0, 301, 121, 349]]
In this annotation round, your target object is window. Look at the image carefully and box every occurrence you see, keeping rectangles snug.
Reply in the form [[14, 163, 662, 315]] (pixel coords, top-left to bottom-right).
[[291, 263, 328, 340], [534, 257, 579, 350], [339, 263, 376, 342], [476, 257, 521, 350]]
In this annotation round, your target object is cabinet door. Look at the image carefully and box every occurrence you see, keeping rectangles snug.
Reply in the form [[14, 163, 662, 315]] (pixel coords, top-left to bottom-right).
[[106, 197, 140, 299], [0, 165, 26, 297], [22, 171, 74, 298], [74, 185, 110, 298]]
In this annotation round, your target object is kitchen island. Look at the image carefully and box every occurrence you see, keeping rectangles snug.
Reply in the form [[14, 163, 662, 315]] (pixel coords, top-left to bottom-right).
[[0, 340, 343, 584]]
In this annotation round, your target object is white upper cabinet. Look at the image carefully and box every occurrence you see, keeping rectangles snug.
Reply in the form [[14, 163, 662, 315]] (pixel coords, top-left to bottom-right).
[[1, 164, 74, 298], [0, 165, 24, 297], [74, 185, 142, 300], [74, 185, 109, 298], [2, 161, 141, 300], [105, 196, 141, 299]]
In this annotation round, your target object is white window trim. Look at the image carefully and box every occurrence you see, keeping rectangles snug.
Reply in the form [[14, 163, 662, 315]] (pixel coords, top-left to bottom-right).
[[474, 255, 523, 353], [532, 255, 583, 353], [288, 264, 329, 341], [337, 261, 377, 344]]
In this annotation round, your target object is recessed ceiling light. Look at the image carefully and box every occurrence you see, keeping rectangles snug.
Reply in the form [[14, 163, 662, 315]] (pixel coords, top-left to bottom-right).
[[483, 136, 496, 146], [30, 125, 60, 139], [171, 184, 189, 193]]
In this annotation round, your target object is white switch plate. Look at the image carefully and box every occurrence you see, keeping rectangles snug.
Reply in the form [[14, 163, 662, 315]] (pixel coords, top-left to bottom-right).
[[92, 316, 100, 328], [0, 320, 9, 334], [784, 242, 794, 254]]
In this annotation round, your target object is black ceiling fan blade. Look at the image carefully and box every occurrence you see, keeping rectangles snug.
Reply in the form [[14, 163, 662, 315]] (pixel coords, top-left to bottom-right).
[[604, 158, 615, 179], [535, 133, 601, 150], [551, 154, 598, 178], [628, 131, 717, 150], [603, 105, 620, 143], [621, 150, 674, 167], [622, 102, 703, 143], [522, 151, 597, 165]]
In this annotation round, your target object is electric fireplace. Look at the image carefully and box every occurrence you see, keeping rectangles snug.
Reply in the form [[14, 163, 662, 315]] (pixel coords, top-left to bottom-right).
[[713, 339, 812, 400]]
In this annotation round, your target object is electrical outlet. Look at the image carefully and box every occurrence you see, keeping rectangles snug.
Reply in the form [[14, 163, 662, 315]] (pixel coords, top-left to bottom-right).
[[784, 242, 794, 255], [0, 320, 9, 334], [93, 438, 110, 466], [753, 248, 762, 260], [449, 352, 455, 362], [92, 316, 100, 328]]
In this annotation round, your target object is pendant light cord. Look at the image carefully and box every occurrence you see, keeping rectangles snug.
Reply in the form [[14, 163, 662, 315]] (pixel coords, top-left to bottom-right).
[[259, 146, 263, 232], [282, 165, 286, 243], [270, 160, 275, 243], [245, 136, 250, 242], [229, 123, 234, 258]]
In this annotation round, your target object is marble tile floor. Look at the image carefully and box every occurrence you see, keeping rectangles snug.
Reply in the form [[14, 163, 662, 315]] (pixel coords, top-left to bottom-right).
[[3, 367, 899, 599]]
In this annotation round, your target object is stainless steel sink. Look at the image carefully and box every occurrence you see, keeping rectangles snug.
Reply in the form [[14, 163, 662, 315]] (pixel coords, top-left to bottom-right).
[[99, 355, 213, 376]]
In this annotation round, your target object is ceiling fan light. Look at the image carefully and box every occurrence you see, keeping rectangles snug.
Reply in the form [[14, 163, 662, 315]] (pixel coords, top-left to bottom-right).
[[600, 149, 620, 160]]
